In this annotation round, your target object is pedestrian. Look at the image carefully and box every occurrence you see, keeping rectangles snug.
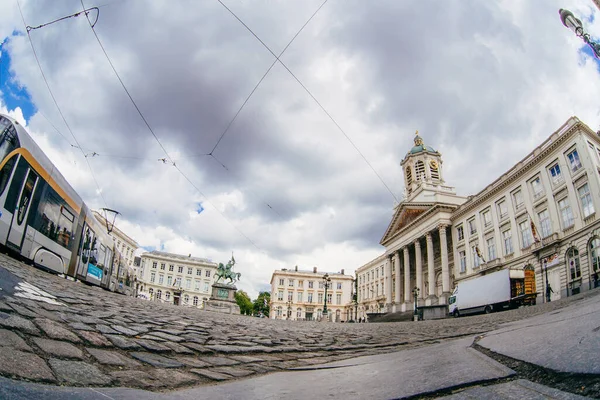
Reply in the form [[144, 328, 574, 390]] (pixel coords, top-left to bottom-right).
[[546, 284, 554, 302], [593, 272, 598, 288]]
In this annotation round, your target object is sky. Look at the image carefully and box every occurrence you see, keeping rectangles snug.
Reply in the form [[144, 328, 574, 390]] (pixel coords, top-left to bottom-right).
[[0, 0, 599, 299]]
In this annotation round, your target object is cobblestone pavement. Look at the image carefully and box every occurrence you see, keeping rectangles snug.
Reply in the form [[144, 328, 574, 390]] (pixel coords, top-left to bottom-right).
[[0, 252, 598, 391]]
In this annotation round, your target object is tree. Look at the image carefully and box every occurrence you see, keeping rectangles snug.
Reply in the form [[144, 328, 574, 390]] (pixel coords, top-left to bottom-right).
[[234, 290, 253, 315], [253, 291, 270, 317]]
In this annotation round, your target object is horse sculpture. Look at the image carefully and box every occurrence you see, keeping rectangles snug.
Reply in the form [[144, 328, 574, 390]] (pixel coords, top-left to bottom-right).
[[215, 256, 241, 284]]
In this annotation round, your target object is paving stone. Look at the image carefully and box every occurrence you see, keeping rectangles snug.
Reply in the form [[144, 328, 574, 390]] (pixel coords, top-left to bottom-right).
[[0, 301, 12, 312], [86, 348, 141, 367], [244, 363, 280, 373], [210, 366, 255, 377], [130, 352, 184, 368], [146, 330, 185, 342], [33, 338, 84, 359], [0, 348, 56, 381], [202, 356, 241, 366], [111, 325, 140, 336], [176, 356, 212, 368], [206, 344, 276, 353], [77, 330, 113, 347], [69, 322, 95, 331], [229, 355, 268, 363], [105, 334, 141, 349], [48, 359, 112, 385], [96, 324, 119, 334], [135, 339, 172, 352], [8, 303, 39, 318], [190, 368, 232, 381], [139, 334, 167, 342], [109, 370, 161, 388], [150, 369, 199, 387], [163, 341, 194, 354], [0, 311, 41, 335], [0, 328, 33, 351], [180, 341, 212, 352], [34, 318, 81, 342]]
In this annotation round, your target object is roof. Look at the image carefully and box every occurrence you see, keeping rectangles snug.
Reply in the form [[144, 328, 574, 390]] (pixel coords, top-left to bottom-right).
[[141, 250, 215, 265], [409, 144, 437, 154]]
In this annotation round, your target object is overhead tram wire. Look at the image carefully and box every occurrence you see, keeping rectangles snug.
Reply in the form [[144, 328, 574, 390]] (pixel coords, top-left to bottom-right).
[[17, 1, 109, 209], [78, 0, 266, 254], [216, 0, 400, 204]]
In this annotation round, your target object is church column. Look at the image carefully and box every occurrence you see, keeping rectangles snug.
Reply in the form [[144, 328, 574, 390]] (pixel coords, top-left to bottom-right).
[[403, 246, 411, 305], [393, 251, 401, 311], [440, 224, 451, 304], [426, 232, 436, 305], [415, 239, 423, 304], [384, 255, 392, 311]]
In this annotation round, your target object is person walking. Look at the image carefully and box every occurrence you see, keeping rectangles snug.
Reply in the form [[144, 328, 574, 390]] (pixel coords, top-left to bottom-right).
[[593, 272, 598, 288], [546, 284, 554, 302]]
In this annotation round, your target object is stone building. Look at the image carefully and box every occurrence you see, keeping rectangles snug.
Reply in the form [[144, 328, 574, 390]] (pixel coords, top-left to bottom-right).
[[270, 266, 354, 322], [137, 250, 219, 308], [356, 117, 600, 320]]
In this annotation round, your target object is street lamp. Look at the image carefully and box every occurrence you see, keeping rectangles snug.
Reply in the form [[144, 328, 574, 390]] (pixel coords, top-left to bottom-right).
[[412, 287, 420, 317], [559, 8, 600, 59], [322, 273, 331, 319], [544, 259, 550, 303], [286, 300, 292, 320]]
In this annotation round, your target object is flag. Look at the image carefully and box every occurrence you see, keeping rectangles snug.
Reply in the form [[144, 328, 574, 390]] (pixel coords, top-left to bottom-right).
[[529, 212, 541, 243], [476, 246, 486, 263]]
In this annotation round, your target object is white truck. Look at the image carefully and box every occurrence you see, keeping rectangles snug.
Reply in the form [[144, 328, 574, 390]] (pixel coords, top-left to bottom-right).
[[448, 268, 537, 317]]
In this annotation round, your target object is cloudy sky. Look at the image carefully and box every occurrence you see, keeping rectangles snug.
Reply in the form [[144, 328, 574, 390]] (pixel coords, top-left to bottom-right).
[[0, 0, 599, 298]]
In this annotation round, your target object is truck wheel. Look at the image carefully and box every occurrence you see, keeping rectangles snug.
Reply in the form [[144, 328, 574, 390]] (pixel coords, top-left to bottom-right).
[[453, 310, 460, 318], [484, 305, 492, 314]]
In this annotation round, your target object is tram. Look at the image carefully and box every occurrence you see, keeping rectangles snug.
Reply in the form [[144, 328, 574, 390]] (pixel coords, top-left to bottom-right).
[[0, 113, 116, 289]]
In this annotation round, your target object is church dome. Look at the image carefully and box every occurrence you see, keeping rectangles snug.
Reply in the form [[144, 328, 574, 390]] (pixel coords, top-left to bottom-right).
[[409, 131, 436, 154]]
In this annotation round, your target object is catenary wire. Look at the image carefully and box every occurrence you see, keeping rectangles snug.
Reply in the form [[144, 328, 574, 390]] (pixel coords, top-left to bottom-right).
[[216, 0, 400, 204], [17, 0, 109, 209]]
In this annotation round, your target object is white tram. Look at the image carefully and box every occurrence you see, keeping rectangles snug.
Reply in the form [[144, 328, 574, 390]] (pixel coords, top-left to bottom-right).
[[0, 114, 116, 289]]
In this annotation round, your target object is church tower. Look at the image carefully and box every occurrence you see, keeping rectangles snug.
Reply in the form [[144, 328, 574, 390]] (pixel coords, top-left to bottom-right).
[[400, 131, 454, 202]]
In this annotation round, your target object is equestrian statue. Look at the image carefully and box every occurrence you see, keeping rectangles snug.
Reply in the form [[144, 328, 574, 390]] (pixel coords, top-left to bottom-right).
[[215, 254, 241, 285]]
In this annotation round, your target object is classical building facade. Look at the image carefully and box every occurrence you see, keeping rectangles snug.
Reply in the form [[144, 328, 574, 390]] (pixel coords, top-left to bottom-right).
[[357, 117, 600, 320], [270, 266, 354, 322], [137, 251, 219, 308]]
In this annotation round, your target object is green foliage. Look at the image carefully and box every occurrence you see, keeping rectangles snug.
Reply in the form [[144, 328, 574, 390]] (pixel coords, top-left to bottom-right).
[[253, 291, 270, 317], [234, 290, 253, 315]]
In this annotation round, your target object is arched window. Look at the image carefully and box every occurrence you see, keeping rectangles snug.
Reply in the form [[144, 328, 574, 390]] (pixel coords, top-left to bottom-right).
[[165, 291, 171, 301], [183, 294, 189, 304], [193, 296, 199, 306], [276, 306, 283, 317], [148, 288, 153, 295], [156, 289, 162, 300], [405, 166, 413, 187], [589, 238, 600, 273], [567, 247, 581, 280], [296, 308, 302, 318], [430, 160, 439, 180], [415, 160, 425, 181]]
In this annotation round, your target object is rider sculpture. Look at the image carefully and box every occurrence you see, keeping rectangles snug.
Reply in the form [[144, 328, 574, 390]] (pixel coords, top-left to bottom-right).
[[215, 255, 241, 285]]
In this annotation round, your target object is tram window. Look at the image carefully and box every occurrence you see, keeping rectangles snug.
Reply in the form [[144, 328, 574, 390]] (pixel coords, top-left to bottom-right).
[[17, 170, 37, 225], [0, 154, 18, 197], [35, 189, 74, 249], [0, 118, 20, 163]]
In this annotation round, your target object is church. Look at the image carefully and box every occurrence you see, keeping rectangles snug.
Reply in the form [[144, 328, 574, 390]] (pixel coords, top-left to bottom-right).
[[356, 117, 600, 319]]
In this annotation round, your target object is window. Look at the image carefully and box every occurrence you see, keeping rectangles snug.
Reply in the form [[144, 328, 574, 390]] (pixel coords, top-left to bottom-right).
[[169, 264, 174, 272], [405, 167, 413, 192], [548, 163, 563, 185], [456, 225, 464, 241], [165, 291, 171, 301], [36, 191, 75, 250], [497, 200, 508, 219], [278, 278, 284, 286], [178, 266, 184, 273], [567, 149, 582, 173], [513, 190, 524, 209], [530, 177, 544, 200], [415, 160, 425, 181], [481, 210, 492, 228], [471, 245, 481, 268], [196, 269, 201, 276], [183, 294, 189, 304], [459, 251, 466, 273], [203, 282, 209, 292], [337, 282, 342, 290], [336, 294, 342, 305], [487, 237, 496, 261], [156, 290, 162, 300], [150, 272, 156, 283], [298, 280, 303, 288], [308, 293, 313, 303], [318, 293, 323, 303], [538, 209, 552, 238], [160, 263, 166, 270], [167, 276, 172, 286], [205, 270, 211, 277], [376, 269, 379, 278], [590, 238, 600, 273], [289, 279, 294, 287], [327, 293, 332, 304], [578, 183, 595, 218], [308, 281, 314, 288], [277, 291, 284, 301], [187, 267, 193, 275], [159, 275, 164, 284], [193, 296, 199, 306], [558, 198, 574, 229], [567, 248, 581, 280], [319, 281, 324, 289], [276, 307, 283, 317], [468, 218, 477, 235], [297, 308, 302, 318], [503, 229, 513, 255], [287, 292, 293, 301], [194, 280, 200, 291], [297, 292, 303, 302], [519, 220, 532, 248], [186, 279, 191, 289], [152, 262, 157, 269], [175, 277, 181, 286]]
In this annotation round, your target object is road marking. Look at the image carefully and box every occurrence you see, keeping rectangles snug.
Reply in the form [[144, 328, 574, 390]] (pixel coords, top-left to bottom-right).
[[13, 281, 65, 306]]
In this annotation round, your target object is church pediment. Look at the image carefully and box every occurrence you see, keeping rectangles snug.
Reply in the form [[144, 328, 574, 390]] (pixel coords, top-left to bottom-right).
[[380, 203, 433, 245]]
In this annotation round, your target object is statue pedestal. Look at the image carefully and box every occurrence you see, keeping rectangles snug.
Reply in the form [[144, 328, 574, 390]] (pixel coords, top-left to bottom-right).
[[204, 283, 240, 315]]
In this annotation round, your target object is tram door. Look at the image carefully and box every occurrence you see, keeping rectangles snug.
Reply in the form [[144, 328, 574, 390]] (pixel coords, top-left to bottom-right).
[[7, 169, 38, 250]]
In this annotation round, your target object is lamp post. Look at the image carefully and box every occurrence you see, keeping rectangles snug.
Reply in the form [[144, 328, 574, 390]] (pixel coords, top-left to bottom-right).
[[322, 273, 331, 320], [353, 278, 358, 322], [559, 8, 600, 59], [412, 287, 420, 317], [286, 300, 292, 320], [544, 259, 550, 303]]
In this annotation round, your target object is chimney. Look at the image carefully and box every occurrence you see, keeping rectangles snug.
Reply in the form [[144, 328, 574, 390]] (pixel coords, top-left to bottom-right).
[[295, 265, 298, 272], [313, 267, 317, 273], [341, 269, 345, 275]]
